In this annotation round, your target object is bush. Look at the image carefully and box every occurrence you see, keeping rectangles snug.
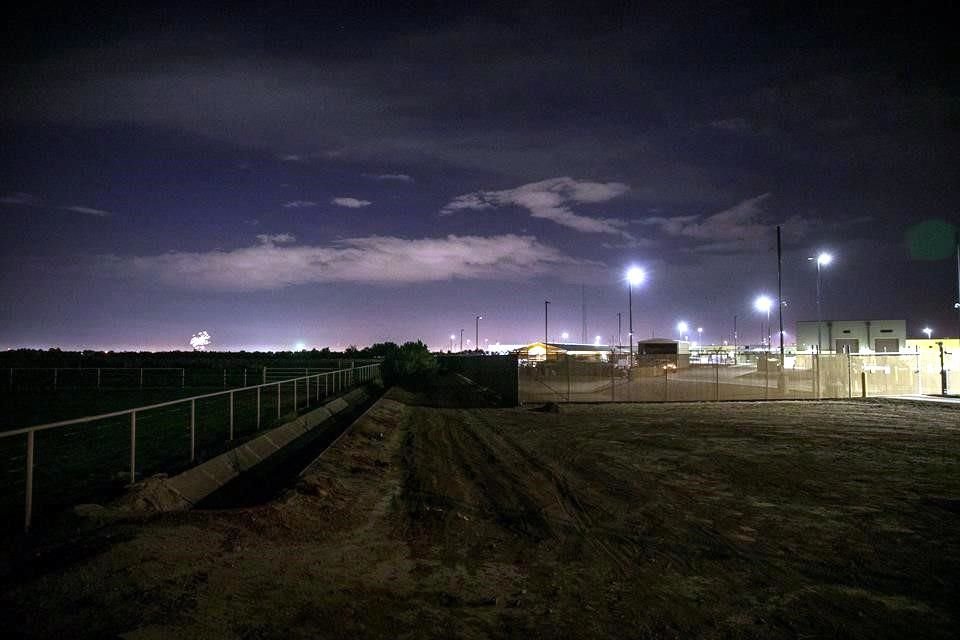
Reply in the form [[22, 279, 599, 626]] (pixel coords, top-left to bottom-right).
[[381, 341, 438, 389]]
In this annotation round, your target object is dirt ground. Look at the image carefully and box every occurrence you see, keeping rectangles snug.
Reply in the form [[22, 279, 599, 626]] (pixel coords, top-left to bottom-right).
[[2, 377, 959, 639]]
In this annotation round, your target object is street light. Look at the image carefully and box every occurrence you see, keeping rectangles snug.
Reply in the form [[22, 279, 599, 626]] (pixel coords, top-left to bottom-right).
[[460, 328, 464, 351], [697, 327, 703, 345], [807, 251, 833, 352], [544, 300, 550, 343], [923, 327, 933, 339], [625, 266, 646, 373], [561, 331, 570, 341], [754, 295, 773, 348], [450, 334, 456, 351], [475, 315, 483, 352], [677, 321, 689, 341]]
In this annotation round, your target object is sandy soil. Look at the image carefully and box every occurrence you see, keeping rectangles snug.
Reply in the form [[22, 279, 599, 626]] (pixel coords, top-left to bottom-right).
[[2, 378, 959, 639]]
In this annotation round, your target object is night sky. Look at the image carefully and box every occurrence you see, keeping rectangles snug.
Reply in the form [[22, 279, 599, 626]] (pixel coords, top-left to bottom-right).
[[2, 2, 958, 351]]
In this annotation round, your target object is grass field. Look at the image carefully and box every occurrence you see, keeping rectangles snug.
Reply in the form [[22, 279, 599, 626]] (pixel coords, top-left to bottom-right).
[[2, 377, 958, 638]]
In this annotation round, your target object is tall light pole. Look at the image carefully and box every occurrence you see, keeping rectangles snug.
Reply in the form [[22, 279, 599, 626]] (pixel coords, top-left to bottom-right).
[[808, 252, 833, 352], [625, 266, 645, 374], [697, 326, 703, 345], [544, 300, 550, 343], [450, 334, 456, 352], [460, 329, 464, 352], [677, 321, 689, 341], [923, 327, 933, 340], [475, 315, 482, 352], [617, 312, 622, 351]]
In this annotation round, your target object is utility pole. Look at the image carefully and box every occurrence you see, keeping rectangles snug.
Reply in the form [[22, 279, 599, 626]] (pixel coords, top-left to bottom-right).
[[460, 329, 464, 352], [544, 300, 550, 343]]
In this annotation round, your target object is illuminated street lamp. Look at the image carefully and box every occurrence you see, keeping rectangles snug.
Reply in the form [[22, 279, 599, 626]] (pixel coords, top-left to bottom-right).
[[561, 331, 570, 341], [625, 266, 646, 373], [677, 321, 689, 341], [475, 315, 483, 352], [754, 295, 773, 348], [807, 251, 833, 352], [697, 326, 703, 344], [923, 327, 933, 339], [450, 334, 456, 351], [594, 335, 602, 345]]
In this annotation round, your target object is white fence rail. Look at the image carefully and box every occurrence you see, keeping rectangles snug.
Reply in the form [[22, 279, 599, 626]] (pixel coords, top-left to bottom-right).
[[0, 363, 381, 532]]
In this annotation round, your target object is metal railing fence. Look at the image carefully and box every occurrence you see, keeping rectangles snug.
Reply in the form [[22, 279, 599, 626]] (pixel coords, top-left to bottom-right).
[[1, 363, 380, 533], [3, 367, 280, 391]]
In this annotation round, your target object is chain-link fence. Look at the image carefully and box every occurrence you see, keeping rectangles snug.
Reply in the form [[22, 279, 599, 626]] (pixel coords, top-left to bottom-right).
[[0, 363, 381, 533], [519, 351, 954, 403], [439, 354, 519, 406]]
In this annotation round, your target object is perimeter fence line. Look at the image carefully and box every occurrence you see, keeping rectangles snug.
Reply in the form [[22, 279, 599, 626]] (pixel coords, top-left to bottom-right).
[[519, 350, 957, 404], [1, 363, 381, 533]]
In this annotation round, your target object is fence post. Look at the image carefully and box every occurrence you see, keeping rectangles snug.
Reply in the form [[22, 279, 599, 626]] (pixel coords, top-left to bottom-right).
[[715, 361, 720, 401], [814, 352, 820, 399], [256, 386, 261, 429], [53, 368, 58, 390], [243, 369, 247, 387], [277, 382, 281, 419], [181, 368, 185, 388], [847, 351, 853, 398], [139, 368, 144, 389], [24, 430, 35, 532], [9, 367, 13, 391], [190, 399, 196, 462], [130, 411, 137, 484], [229, 390, 234, 440], [323, 373, 328, 398], [263, 367, 267, 385], [294, 379, 298, 412], [97, 368, 102, 389], [611, 360, 615, 401], [223, 368, 226, 389]]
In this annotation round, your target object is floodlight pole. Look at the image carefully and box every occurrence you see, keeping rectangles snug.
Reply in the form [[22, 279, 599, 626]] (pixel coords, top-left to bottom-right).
[[816, 259, 824, 353], [777, 226, 785, 390], [617, 312, 622, 351], [955, 231, 959, 341], [733, 315, 738, 364], [460, 329, 464, 352], [475, 315, 482, 352], [628, 282, 634, 376], [545, 300, 550, 343]]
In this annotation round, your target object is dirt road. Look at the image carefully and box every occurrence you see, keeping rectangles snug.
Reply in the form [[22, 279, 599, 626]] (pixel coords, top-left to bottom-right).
[[2, 379, 959, 638]]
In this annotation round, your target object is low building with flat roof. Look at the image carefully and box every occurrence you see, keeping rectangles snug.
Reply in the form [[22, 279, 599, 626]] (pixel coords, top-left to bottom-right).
[[796, 320, 906, 353]]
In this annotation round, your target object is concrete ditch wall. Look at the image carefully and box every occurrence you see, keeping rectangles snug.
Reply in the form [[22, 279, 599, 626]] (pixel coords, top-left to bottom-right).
[[119, 387, 371, 512]]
